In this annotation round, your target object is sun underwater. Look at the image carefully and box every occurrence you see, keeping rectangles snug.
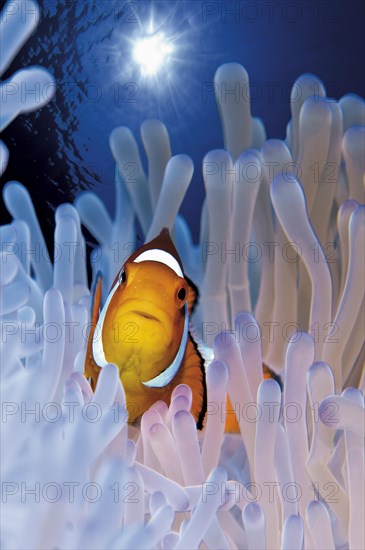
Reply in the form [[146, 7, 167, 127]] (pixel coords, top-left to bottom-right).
[[1, 1, 364, 549]]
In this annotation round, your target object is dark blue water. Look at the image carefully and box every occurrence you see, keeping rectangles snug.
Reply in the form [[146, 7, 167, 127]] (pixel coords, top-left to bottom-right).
[[1, 0, 364, 244]]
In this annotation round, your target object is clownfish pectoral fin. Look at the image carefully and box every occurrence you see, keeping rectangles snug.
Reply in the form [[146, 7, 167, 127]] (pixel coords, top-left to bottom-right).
[[185, 274, 199, 316], [179, 334, 207, 430], [224, 366, 283, 433], [263, 364, 283, 390], [84, 271, 103, 390], [224, 395, 241, 433]]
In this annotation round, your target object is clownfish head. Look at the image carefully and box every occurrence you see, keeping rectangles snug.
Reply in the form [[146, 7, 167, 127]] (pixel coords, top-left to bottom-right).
[[91, 228, 192, 393]]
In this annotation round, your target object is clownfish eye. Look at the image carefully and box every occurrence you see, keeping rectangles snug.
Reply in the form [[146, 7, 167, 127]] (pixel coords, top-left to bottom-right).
[[177, 287, 186, 301], [119, 268, 126, 285]]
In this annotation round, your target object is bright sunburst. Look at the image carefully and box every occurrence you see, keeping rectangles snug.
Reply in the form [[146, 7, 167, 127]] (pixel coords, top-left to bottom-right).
[[133, 33, 174, 76]]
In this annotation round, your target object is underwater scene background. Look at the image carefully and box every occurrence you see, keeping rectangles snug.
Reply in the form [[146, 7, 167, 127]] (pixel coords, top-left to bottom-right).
[[1, 0, 364, 244], [1, 1, 364, 549]]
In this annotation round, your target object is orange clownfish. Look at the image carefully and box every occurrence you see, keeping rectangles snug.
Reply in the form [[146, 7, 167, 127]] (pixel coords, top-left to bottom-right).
[[84, 228, 207, 429]]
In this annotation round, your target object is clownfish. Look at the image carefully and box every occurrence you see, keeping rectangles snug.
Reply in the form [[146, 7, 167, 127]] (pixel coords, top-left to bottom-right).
[[84, 228, 282, 432], [84, 228, 207, 428]]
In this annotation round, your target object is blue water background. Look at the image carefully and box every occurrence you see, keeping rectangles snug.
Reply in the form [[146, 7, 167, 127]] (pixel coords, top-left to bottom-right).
[[1, 0, 364, 243]]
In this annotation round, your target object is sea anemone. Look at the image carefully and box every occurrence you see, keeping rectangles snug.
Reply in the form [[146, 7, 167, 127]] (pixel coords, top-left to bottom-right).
[[1, 1, 364, 549], [0, 0, 55, 177]]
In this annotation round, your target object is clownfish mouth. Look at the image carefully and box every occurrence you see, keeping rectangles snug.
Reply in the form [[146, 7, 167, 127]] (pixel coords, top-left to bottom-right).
[[132, 310, 160, 322]]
